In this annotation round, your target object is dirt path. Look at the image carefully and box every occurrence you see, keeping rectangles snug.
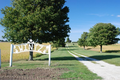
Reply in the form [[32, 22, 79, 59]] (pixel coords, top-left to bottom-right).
[[0, 68, 68, 80], [68, 51, 120, 80]]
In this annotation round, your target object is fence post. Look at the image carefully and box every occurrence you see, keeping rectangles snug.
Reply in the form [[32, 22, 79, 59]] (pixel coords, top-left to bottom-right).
[[0, 49, 1, 69], [9, 44, 14, 67], [48, 45, 51, 66]]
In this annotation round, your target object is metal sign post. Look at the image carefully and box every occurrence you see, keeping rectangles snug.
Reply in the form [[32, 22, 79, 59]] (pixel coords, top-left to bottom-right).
[[48, 45, 51, 66], [9, 44, 14, 67]]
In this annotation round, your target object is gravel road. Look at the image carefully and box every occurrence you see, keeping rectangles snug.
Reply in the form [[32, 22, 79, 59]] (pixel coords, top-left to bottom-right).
[[68, 51, 120, 80]]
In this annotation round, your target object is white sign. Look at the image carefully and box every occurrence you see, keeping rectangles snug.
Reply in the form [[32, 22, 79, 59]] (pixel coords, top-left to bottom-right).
[[9, 39, 51, 67]]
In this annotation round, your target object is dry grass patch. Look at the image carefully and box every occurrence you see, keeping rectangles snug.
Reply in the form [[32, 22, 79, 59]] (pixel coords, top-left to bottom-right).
[[80, 44, 120, 53]]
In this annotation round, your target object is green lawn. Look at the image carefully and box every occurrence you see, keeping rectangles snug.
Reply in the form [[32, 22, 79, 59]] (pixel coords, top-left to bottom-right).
[[67, 43, 120, 66], [1, 46, 102, 80]]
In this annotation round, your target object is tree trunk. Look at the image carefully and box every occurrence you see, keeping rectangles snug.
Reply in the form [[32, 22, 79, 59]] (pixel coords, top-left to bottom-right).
[[29, 51, 33, 60], [100, 45, 102, 53], [83, 46, 85, 50], [29, 44, 34, 60]]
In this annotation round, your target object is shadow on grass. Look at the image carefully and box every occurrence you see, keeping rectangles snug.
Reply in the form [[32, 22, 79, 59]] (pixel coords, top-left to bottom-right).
[[89, 55, 120, 60], [35, 55, 120, 61], [35, 57, 77, 61], [67, 46, 77, 48], [54, 48, 77, 51], [86, 48, 92, 50], [105, 50, 120, 53]]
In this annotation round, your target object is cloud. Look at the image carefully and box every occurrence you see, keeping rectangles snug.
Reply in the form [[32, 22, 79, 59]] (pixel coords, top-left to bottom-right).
[[71, 29, 89, 33], [89, 14, 117, 17], [89, 14, 104, 17], [112, 22, 120, 26], [117, 15, 120, 17], [88, 14, 109, 17], [71, 30, 83, 33], [111, 15, 114, 16]]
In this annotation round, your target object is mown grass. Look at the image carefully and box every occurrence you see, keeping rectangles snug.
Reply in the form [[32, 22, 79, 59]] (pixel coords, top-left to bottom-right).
[[1, 47, 102, 80], [68, 43, 120, 66]]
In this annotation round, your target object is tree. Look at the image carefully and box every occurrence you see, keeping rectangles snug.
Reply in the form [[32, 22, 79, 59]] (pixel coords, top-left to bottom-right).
[[0, 0, 70, 60], [78, 32, 88, 50], [66, 37, 71, 43], [87, 23, 119, 53], [52, 37, 65, 49]]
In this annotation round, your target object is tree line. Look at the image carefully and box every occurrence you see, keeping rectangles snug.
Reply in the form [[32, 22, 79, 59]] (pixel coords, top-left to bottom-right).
[[0, 40, 8, 42], [78, 23, 120, 53]]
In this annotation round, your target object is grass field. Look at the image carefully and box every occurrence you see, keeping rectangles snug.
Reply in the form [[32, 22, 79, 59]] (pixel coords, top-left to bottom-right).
[[70, 43, 120, 66], [1, 46, 102, 80], [1, 42, 120, 79]]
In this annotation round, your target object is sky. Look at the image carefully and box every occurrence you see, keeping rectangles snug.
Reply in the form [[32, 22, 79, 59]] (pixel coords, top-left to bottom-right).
[[0, 0, 120, 42]]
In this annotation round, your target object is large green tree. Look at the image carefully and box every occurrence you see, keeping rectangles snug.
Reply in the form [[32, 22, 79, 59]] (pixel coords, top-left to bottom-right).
[[78, 32, 88, 50], [87, 23, 119, 53], [0, 0, 70, 60]]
